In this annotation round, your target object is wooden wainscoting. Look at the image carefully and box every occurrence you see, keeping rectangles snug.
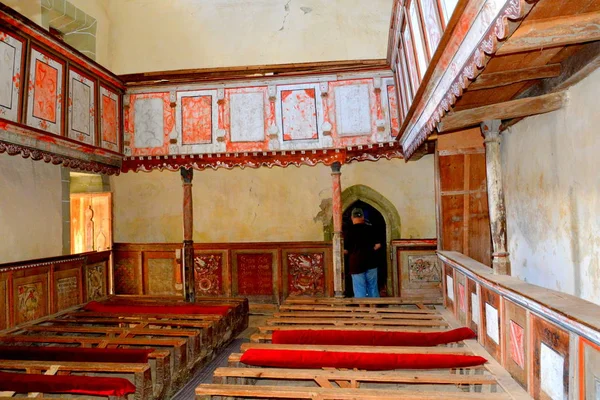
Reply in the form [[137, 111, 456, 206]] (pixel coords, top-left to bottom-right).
[[0, 251, 110, 331], [391, 239, 440, 302], [113, 242, 333, 303]]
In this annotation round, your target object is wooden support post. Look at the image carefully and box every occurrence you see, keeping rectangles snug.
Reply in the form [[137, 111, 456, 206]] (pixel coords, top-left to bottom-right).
[[481, 121, 510, 275], [181, 167, 195, 302], [331, 162, 344, 297]]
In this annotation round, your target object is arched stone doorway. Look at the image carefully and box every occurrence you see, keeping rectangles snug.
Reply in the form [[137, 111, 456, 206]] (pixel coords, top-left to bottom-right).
[[326, 184, 402, 296]]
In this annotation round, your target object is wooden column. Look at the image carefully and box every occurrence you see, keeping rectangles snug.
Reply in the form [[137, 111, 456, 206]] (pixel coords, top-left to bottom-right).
[[331, 162, 344, 297], [481, 120, 511, 275], [181, 167, 196, 302]]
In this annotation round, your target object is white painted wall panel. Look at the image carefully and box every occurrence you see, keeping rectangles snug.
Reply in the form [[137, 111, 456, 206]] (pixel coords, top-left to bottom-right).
[[230, 92, 265, 142], [335, 84, 372, 136], [134, 98, 164, 148]]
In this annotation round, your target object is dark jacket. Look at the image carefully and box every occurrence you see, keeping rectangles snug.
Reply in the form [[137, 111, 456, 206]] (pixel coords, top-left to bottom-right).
[[344, 222, 378, 275]]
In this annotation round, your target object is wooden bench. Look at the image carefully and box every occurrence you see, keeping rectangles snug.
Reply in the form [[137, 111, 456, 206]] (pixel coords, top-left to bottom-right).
[[278, 304, 438, 313], [258, 324, 450, 333], [265, 316, 449, 327], [272, 311, 444, 320], [282, 297, 441, 306]]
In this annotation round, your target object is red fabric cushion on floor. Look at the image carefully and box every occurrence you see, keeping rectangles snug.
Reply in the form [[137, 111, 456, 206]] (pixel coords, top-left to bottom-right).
[[272, 327, 477, 346], [84, 301, 231, 316], [0, 346, 154, 363], [240, 349, 487, 370], [0, 371, 136, 396]]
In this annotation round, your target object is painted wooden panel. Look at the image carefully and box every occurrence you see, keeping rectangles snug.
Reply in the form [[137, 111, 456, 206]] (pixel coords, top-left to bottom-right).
[[85, 262, 107, 301], [387, 84, 400, 138], [100, 86, 119, 152], [127, 92, 173, 156], [335, 84, 372, 136], [455, 271, 467, 324], [419, 0, 443, 56], [13, 272, 49, 325], [27, 47, 64, 135], [408, 0, 429, 77], [503, 299, 528, 389], [147, 258, 178, 295], [233, 251, 278, 302], [403, 25, 420, 92], [580, 338, 600, 400], [281, 88, 318, 141], [481, 286, 501, 362], [443, 263, 454, 313], [182, 95, 213, 144], [0, 30, 24, 122], [0, 274, 7, 330], [113, 251, 142, 295], [68, 68, 95, 145], [194, 251, 225, 297], [468, 279, 480, 334], [532, 314, 570, 400], [283, 251, 327, 297], [54, 267, 81, 311], [399, 248, 441, 302], [230, 92, 265, 142]]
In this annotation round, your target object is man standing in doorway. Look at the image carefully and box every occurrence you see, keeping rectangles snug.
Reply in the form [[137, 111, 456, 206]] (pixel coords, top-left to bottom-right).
[[344, 207, 382, 298]]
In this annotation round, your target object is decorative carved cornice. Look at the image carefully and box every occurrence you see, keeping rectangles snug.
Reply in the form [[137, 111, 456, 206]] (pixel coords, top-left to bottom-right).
[[122, 143, 404, 173], [0, 140, 120, 175], [402, 0, 537, 159]]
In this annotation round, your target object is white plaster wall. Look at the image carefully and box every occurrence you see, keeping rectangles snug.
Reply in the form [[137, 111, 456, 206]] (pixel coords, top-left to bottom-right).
[[502, 68, 600, 305], [111, 156, 436, 243], [0, 155, 62, 263], [1, 0, 42, 25], [105, 0, 394, 74]]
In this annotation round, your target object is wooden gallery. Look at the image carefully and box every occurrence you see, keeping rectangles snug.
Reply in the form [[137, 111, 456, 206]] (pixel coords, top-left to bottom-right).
[[0, 0, 599, 399]]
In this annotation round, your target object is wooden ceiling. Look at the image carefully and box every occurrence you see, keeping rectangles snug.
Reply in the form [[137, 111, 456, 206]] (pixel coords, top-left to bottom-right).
[[439, 0, 600, 133]]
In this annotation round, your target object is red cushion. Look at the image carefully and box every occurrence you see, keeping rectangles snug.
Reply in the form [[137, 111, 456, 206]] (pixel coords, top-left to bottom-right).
[[240, 349, 487, 370], [272, 327, 477, 346], [0, 371, 136, 396], [84, 301, 231, 316], [0, 346, 154, 363]]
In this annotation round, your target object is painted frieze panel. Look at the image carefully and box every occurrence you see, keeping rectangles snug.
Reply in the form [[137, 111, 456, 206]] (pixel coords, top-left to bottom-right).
[[580, 338, 600, 400], [85, 262, 107, 301], [481, 286, 501, 362], [0, 30, 24, 123], [113, 252, 142, 295], [100, 85, 119, 152], [225, 87, 271, 153], [276, 83, 324, 150], [147, 258, 177, 295], [503, 299, 528, 389], [176, 89, 220, 153], [408, 254, 440, 282], [26, 47, 64, 135], [419, 0, 443, 56], [398, 245, 440, 302], [284, 252, 326, 297], [387, 84, 400, 138], [0, 275, 7, 330], [335, 84, 372, 137], [194, 252, 224, 297], [54, 268, 81, 311], [532, 314, 569, 400], [233, 251, 277, 301], [126, 92, 173, 156], [13, 274, 48, 325], [68, 68, 95, 145]]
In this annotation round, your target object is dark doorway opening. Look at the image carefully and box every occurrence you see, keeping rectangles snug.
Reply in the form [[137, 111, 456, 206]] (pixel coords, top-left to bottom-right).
[[343, 200, 387, 297]]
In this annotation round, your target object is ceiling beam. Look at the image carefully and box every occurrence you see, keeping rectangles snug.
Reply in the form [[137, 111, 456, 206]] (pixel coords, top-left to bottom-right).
[[468, 64, 561, 91], [497, 12, 600, 56], [437, 92, 567, 133]]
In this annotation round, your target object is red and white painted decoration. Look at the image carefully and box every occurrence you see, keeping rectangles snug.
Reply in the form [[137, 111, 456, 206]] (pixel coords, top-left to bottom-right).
[[458, 283, 466, 312], [124, 72, 397, 158], [485, 303, 500, 344], [0, 30, 24, 123], [100, 85, 119, 152], [509, 320, 525, 368], [68, 68, 95, 145], [27, 47, 64, 135]]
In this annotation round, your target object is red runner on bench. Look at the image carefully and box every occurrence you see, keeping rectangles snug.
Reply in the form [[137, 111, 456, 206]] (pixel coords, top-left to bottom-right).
[[84, 301, 231, 316], [0, 371, 136, 396], [240, 349, 487, 370], [272, 327, 476, 346], [0, 346, 154, 363]]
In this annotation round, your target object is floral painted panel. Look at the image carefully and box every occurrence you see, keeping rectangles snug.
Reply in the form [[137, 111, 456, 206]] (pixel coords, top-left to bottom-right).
[[86, 262, 106, 301], [408, 254, 440, 282], [27, 48, 64, 134], [287, 252, 325, 296], [16, 281, 46, 325], [100, 86, 119, 152], [0, 30, 24, 122], [194, 253, 223, 296], [281, 88, 318, 141], [68, 68, 95, 145], [182, 95, 213, 144]]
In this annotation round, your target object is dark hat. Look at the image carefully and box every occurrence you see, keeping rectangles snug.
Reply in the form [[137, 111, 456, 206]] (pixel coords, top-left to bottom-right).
[[351, 207, 364, 218]]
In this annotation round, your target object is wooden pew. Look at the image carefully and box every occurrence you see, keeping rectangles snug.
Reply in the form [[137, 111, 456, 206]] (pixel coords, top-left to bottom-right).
[[258, 325, 450, 333], [278, 304, 438, 313], [283, 297, 440, 306], [272, 311, 444, 320], [265, 316, 449, 327], [0, 360, 154, 400], [239, 343, 471, 355]]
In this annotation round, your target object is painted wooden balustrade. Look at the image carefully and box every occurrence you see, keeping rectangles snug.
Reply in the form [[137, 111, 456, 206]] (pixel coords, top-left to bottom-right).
[[439, 250, 600, 400], [0, 4, 124, 175], [0, 251, 110, 331]]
